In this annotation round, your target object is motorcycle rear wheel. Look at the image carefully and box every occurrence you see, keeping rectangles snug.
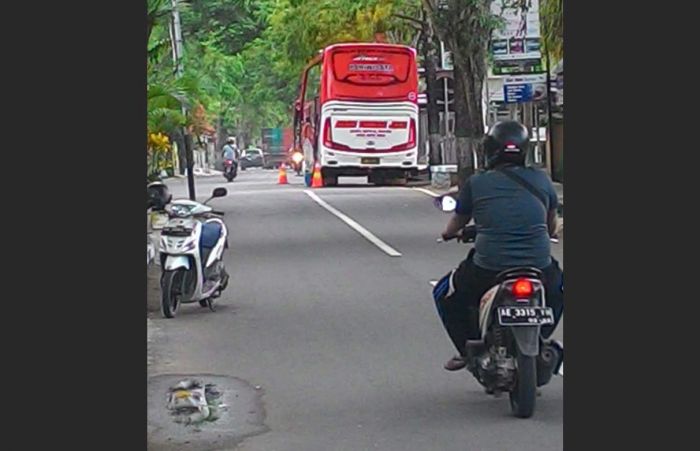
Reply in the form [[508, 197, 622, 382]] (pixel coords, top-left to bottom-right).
[[510, 352, 537, 418]]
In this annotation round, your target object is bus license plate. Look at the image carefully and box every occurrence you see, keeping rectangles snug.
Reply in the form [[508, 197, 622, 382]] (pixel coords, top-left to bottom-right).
[[361, 157, 380, 165], [497, 306, 554, 326]]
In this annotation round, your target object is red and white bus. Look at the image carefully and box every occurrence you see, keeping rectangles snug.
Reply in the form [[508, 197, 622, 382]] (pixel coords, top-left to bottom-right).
[[293, 43, 419, 186]]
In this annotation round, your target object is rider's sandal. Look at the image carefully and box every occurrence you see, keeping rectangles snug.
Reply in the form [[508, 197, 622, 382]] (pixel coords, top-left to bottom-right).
[[444, 355, 467, 371]]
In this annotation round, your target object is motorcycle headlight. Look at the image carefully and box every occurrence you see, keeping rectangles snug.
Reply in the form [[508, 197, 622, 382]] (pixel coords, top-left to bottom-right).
[[292, 152, 303, 164]]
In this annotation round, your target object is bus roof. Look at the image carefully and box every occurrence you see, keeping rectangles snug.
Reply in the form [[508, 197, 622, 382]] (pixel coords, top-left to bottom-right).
[[323, 43, 415, 54]]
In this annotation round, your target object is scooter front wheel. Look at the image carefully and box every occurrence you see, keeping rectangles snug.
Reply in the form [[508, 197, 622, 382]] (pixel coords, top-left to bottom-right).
[[161, 270, 185, 318]]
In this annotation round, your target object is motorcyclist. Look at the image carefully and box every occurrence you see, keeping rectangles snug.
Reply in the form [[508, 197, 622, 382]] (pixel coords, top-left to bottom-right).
[[222, 137, 240, 163], [437, 120, 564, 371]]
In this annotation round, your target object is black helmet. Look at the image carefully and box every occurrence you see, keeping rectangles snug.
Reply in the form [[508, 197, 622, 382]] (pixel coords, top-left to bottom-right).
[[483, 120, 530, 168], [147, 181, 171, 211]]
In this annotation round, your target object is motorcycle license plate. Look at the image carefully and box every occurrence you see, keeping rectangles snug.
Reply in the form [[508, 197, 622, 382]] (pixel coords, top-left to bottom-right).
[[497, 306, 554, 326], [361, 157, 380, 165]]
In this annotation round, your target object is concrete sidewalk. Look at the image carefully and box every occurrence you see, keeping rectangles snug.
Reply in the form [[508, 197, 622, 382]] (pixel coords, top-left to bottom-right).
[[170, 168, 223, 178]]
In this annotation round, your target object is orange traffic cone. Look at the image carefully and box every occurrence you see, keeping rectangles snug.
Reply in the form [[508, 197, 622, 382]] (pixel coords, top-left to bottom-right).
[[278, 164, 288, 185], [311, 162, 323, 188]]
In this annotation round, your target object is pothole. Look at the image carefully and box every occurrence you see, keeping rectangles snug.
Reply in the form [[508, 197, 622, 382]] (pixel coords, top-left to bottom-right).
[[148, 374, 268, 450]]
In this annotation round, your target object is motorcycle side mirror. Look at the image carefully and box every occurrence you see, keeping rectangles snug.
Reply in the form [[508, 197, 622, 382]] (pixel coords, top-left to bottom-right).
[[212, 188, 227, 198], [204, 187, 227, 205], [434, 195, 457, 213]]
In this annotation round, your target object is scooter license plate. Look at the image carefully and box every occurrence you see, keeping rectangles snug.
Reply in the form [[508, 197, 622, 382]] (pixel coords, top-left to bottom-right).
[[497, 306, 554, 326]]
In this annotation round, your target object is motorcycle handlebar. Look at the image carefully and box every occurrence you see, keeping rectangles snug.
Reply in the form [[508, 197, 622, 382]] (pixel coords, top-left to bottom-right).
[[438, 225, 476, 243], [439, 225, 559, 243]]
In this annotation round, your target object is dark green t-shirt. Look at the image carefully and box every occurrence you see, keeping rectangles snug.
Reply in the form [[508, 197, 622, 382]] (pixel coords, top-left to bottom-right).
[[456, 166, 558, 271]]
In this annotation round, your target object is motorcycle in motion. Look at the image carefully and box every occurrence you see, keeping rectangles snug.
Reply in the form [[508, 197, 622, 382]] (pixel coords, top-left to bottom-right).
[[433, 195, 563, 418], [289, 149, 304, 176], [223, 158, 238, 182], [155, 187, 231, 318]]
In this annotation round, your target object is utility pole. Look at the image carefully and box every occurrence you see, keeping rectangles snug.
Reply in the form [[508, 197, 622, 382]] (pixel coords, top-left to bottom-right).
[[169, 0, 196, 200], [438, 41, 453, 164], [543, 39, 556, 177], [439, 41, 450, 138]]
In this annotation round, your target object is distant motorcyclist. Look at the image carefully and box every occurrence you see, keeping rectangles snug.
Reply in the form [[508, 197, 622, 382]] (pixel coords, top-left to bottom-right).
[[222, 137, 240, 163], [438, 120, 564, 371]]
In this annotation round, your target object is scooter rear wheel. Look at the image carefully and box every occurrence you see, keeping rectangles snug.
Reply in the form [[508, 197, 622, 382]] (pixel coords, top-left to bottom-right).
[[509, 352, 537, 418]]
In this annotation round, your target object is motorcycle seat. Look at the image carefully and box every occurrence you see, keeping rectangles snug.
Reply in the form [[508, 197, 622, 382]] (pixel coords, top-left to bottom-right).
[[495, 267, 543, 283], [200, 222, 223, 250]]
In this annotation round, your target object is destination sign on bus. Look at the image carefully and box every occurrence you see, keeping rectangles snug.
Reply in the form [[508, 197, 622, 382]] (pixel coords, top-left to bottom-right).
[[349, 63, 394, 73]]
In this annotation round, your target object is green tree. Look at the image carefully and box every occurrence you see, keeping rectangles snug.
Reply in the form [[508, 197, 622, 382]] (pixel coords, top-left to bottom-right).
[[540, 0, 563, 63], [150, 0, 428, 151], [421, 0, 502, 184]]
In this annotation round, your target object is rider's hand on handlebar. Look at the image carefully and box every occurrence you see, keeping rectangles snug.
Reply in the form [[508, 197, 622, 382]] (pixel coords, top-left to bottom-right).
[[441, 229, 463, 242]]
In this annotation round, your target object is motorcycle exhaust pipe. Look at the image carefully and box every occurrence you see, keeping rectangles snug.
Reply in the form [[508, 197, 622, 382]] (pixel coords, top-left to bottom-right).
[[537, 342, 563, 386]]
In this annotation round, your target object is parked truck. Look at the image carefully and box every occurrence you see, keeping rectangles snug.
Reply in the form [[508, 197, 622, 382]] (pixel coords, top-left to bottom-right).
[[261, 127, 294, 169]]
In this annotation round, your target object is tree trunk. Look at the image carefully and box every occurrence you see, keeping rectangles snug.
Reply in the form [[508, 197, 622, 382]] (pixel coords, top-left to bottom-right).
[[215, 117, 227, 171], [451, 45, 473, 185], [421, 28, 443, 166], [455, 137, 479, 188], [428, 133, 442, 166], [421, 0, 492, 182], [452, 46, 487, 186], [170, 129, 187, 176]]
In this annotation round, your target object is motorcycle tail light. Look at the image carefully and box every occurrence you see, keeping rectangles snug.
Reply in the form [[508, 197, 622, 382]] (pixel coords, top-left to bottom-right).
[[512, 278, 533, 297]]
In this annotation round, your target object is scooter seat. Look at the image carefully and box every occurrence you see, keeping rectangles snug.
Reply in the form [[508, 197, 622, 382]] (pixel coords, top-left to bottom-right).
[[200, 222, 223, 250], [495, 267, 543, 283]]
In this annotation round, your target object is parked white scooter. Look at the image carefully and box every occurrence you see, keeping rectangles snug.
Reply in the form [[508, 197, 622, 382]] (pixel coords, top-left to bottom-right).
[[158, 187, 230, 318]]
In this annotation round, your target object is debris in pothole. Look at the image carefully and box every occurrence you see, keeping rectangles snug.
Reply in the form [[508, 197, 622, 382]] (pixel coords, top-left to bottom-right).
[[149, 374, 268, 449], [167, 378, 227, 426]]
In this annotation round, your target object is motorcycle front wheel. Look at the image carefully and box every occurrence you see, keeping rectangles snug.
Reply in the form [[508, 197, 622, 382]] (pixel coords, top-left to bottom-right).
[[161, 270, 185, 318], [510, 351, 537, 418]]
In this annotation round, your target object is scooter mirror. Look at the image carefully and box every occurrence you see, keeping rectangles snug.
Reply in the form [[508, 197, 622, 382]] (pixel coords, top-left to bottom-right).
[[439, 195, 457, 212], [212, 187, 228, 198]]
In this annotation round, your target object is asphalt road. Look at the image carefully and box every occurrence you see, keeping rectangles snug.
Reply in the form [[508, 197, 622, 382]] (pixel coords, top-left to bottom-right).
[[149, 168, 563, 451]]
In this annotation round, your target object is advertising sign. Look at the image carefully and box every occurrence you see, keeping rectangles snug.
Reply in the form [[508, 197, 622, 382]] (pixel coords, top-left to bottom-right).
[[503, 74, 547, 103], [491, 0, 544, 75]]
